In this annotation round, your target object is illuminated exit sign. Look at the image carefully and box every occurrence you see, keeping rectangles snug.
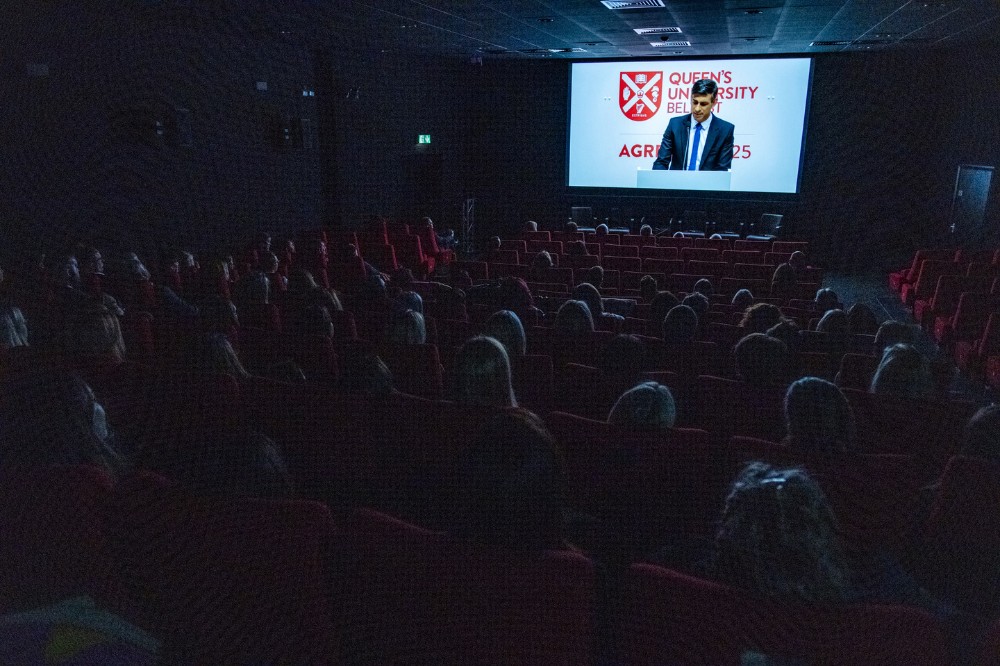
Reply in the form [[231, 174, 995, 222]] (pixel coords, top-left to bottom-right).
[[418, 135, 431, 144]]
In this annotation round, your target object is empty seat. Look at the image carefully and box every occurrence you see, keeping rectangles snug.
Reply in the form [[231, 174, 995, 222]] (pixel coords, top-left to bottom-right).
[[772, 240, 809, 254], [642, 258, 684, 276], [722, 250, 766, 264], [734, 239, 772, 252], [681, 247, 721, 263], [639, 245, 678, 260], [604, 255, 641, 273], [602, 244, 640, 258]]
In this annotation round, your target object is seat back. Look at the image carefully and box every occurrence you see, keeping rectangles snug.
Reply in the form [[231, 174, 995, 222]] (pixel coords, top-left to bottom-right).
[[380, 343, 444, 399], [622, 564, 951, 666], [111, 472, 337, 662], [639, 245, 678, 260], [734, 239, 772, 252], [334, 508, 595, 665], [922, 455, 1000, 613], [602, 244, 640, 258], [681, 247, 721, 263], [522, 230, 551, 242], [527, 239, 564, 255], [0, 465, 118, 613], [603, 255, 641, 273]]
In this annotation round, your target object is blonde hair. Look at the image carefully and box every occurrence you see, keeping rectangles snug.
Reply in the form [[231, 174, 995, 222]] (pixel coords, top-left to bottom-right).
[[455, 336, 517, 407], [484, 310, 526, 357], [553, 300, 594, 335], [608, 382, 676, 431]]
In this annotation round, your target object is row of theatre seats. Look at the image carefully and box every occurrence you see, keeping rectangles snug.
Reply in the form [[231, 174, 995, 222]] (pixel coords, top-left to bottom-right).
[[4, 379, 999, 663], [889, 248, 1000, 387]]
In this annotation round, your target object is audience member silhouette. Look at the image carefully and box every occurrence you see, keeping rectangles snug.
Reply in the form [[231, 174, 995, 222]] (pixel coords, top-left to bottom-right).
[[847, 302, 880, 335], [870, 343, 934, 400], [0, 369, 124, 477], [959, 404, 1000, 461], [0, 304, 29, 350], [712, 462, 853, 603], [816, 308, 849, 334], [639, 275, 658, 302], [815, 288, 841, 313], [734, 333, 791, 388], [731, 288, 754, 315], [874, 320, 915, 354], [783, 376, 856, 454], [608, 381, 677, 431], [693, 279, 713, 297], [681, 292, 709, 322], [340, 353, 394, 398], [770, 262, 797, 300], [386, 309, 427, 345], [484, 310, 526, 357], [662, 304, 699, 344], [648, 291, 680, 337], [455, 336, 517, 408], [740, 302, 783, 334], [450, 409, 565, 550], [553, 300, 594, 336]]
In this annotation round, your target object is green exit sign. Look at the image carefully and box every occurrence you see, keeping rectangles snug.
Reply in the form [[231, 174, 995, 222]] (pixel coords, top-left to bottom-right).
[[418, 134, 432, 144]]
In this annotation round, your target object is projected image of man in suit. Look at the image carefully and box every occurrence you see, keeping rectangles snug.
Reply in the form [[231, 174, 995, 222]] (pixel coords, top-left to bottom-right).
[[652, 78, 735, 172]]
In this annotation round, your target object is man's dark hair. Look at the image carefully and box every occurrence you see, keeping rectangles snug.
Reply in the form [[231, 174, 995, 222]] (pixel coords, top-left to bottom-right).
[[691, 79, 718, 99]]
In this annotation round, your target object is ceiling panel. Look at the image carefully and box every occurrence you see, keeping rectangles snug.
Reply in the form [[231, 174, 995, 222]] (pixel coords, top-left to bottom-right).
[[299, 0, 999, 58]]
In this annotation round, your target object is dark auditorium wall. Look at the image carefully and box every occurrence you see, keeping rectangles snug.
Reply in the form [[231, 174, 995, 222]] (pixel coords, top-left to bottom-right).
[[0, 4, 480, 257], [1, 5, 324, 258]]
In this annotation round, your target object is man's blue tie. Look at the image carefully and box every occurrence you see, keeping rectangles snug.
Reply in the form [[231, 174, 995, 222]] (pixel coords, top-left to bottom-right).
[[687, 122, 703, 171]]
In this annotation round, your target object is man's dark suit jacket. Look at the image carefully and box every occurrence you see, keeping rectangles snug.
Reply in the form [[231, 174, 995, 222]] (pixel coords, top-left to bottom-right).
[[651, 114, 735, 171]]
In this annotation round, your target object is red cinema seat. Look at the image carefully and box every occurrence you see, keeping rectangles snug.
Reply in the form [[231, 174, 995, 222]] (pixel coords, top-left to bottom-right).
[[0, 465, 120, 614], [639, 245, 678, 260], [657, 235, 694, 248], [920, 456, 1000, 614], [452, 259, 488, 281], [380, 342, 444, 399], [603, 255, 641, 273], [334, 508, 595, 665], [328, 259, 367, 293], [623, 564, 951, 666], [723, 250, 766, 264], [901, 259, 961, 307], [681, 247, 721, 263], [694, 237, 732, 252], [522, 230, 551, 242], [889, 248, 957, 294], [561, 253, 600, 271], [602, 244, 640, 258], [734, 239, 772, 252], [498, 239, 527, 254], [551, 231, 585, 244], [363, 243, 399, 273], [111, 471, 338, 663], [771, 240, 809, 254], [733, 263, 775, 282]]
